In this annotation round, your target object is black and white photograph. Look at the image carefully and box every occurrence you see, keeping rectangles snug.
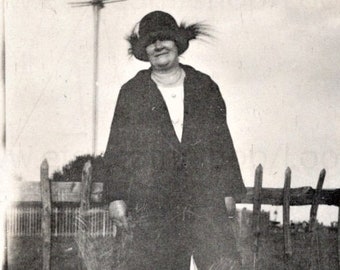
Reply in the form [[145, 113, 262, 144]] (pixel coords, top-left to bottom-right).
[[0, 0, 339, 269]]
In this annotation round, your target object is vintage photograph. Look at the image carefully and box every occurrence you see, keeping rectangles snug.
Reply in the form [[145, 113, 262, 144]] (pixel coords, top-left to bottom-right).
[[1, 0, 339, 269]]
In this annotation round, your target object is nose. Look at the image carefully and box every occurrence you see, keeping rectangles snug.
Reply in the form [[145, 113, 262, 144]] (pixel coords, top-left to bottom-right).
[[154, 40, 163, 49]]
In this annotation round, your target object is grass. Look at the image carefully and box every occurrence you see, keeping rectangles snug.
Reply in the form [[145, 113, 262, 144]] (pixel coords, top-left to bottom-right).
[[7, 229, 339, 270], [8, 236, 80, 270], [240, 229, 339, 270]]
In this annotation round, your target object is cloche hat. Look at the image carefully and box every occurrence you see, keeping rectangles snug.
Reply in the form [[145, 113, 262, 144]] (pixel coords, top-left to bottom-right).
[[127, 11, 209, 61]]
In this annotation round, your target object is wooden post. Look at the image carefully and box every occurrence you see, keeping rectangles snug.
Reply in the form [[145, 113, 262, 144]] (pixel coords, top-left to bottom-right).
[[78, 161, 92, 270], [309, 169, 325, 270], [283, 167, 292, 270], [310, 169, 326, 229], [40, 159, 51, 270], [253, 164, 263, 270], [80, 161, 93, 212]]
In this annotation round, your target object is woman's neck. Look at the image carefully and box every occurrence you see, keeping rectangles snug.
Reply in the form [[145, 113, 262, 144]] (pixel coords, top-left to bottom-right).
[[151, 65, 184, 87]]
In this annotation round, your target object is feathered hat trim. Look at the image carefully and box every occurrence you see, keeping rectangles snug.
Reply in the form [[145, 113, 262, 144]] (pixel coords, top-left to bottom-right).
[[127, 11, 210, 61]]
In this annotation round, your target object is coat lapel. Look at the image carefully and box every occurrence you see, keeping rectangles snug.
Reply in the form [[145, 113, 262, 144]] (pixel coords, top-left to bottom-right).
[[181, 67, 194, 146]]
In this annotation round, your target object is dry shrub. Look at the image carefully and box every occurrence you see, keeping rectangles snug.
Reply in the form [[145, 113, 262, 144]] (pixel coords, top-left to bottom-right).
[[75, 209, 133, 270], [51, 155, 106, 182]]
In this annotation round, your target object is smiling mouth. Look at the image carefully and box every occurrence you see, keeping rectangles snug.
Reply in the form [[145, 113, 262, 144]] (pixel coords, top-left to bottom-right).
[[154, 51, 168, 57]]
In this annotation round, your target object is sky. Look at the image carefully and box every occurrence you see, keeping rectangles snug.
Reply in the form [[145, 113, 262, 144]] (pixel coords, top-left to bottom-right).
[[1, 0, 339, 224]]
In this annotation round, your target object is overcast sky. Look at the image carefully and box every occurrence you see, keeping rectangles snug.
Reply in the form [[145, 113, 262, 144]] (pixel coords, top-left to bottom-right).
[[1, 0, 339, 224]]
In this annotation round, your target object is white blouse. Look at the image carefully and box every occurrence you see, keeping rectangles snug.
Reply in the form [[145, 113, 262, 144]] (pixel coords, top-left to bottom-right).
[[151, 68, 186, 142]]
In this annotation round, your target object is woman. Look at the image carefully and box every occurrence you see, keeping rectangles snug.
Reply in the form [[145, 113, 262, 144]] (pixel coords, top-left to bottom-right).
[[104, 10, 246, 270]]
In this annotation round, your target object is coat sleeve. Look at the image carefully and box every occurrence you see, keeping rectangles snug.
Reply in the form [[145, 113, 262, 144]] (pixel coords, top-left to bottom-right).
[[209, 80, 247, 201], [103, 86, 136, 203]]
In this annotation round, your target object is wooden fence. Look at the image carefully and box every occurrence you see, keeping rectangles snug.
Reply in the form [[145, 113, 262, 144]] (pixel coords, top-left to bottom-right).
[[247, 165, 340, 270], [2, 160, 340, 270]]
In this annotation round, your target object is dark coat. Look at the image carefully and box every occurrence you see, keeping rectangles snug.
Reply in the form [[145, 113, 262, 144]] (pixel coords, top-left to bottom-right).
[[104, 64, 246, 270]]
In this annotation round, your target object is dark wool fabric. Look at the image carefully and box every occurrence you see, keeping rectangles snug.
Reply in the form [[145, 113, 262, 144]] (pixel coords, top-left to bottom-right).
[[104, 64, 246, 270]]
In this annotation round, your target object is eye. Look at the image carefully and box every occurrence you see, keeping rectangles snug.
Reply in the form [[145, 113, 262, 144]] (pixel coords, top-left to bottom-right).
[[151, 37, 159, 43], [145, 38, 159, 48]]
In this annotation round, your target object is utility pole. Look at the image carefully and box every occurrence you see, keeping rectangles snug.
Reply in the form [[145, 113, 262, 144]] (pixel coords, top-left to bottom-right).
[[69, 0, 126, 155], [1, 1, 8, 268], [2, 0, 6, 156]]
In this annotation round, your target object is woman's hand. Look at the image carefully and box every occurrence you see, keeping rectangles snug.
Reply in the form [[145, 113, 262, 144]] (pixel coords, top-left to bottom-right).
[[109, 200, 128, 228]]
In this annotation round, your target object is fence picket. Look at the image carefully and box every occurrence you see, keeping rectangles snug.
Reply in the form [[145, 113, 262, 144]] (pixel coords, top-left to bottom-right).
[[309, 169, 326, 270], [252, 164, 263, 270], [72, 208, 75, 236], [20, 208, 22, 236], [36, 207, 38, 235], [40, 159, 51, 270], [15, 208, 18, 236], [33, 207, 35, 236], [68, 208, 70, 236], [283, 167, 292, 270], [13, 207, 15, 235]]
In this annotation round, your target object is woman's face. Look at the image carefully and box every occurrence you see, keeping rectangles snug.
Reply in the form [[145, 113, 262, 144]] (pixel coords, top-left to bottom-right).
[[146, 40, 179, 72]]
